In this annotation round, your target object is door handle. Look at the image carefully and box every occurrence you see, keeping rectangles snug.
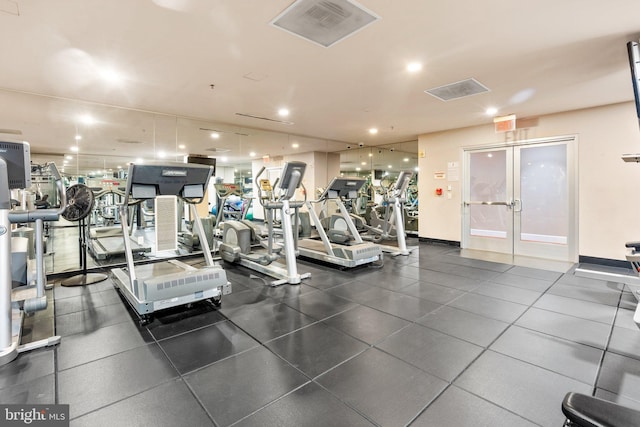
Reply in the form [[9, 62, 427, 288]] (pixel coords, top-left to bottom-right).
[[513, 198, 522, 213], [464, 201, 513, 207]]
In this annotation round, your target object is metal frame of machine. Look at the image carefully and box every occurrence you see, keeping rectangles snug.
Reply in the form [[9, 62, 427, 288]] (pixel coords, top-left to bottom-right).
[[110, 161, 231, 325], [219, 161, 311, 286], [1, 141, 64, 366], [300, 176, 382, 268]]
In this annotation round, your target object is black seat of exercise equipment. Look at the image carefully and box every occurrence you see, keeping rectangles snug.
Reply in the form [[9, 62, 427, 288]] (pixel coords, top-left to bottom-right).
[[562, 392, 640, 427], [625, 241, 640, 251]]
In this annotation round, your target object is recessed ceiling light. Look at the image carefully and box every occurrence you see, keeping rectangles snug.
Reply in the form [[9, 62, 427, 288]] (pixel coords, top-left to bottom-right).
[[178, 144, 186, 149], [79, 114, 95, 125], [292, 142, 299, 148], [136, 158, 144, 164], [486, 107, 498, 115], [70, 146, 79, 152], [117, 165, 122, 169], [249, 151, 256, 157], [65, 155, 73, 160], [407, 62, 422, 73], [388, 164, 393, 168], [414, 167, 419, 172], [99, 67, 122, 84], [368, 153, 373, 157], [403, 158, 409, 162], [369, 128, 378, 135], [278, 108, 290, 117], [211, 132, 220, 139], [356, 167, 361, 171], [361, 162, 366, 165], [221, 156, 228, 162], [75, 135, 82, 141], [157, 151, 166, 158]]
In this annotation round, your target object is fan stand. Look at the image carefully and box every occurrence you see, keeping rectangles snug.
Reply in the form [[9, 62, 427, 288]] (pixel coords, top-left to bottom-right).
[[61, 188, 108, 286]]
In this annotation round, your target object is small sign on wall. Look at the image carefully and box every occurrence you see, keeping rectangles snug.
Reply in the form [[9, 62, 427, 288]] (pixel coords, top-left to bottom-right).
[[447, 161, 459, 182], [494, 114, 516, 133], [434, 171, 446, 180]]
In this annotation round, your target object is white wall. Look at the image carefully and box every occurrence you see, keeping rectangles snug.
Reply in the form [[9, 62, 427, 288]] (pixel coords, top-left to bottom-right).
[[418, 101, 640, 261]]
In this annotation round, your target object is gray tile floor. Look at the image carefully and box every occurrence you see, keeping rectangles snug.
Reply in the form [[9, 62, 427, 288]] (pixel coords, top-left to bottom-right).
[[3, 242, 640, 426]]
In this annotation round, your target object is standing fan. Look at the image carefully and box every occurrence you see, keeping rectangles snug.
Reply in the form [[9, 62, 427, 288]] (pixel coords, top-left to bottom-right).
[[61, 184, 108, 286]]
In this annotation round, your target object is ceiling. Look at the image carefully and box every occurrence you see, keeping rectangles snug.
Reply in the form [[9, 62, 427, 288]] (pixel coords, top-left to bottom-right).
[[1, 0, 640, 172]]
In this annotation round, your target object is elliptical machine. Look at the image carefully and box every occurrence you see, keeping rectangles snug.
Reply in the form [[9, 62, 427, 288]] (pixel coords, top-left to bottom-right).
[[219, 161, 311, 286]]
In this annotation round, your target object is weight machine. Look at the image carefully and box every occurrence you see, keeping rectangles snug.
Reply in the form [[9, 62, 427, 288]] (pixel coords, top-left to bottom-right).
[[1, 141, 65, 365]]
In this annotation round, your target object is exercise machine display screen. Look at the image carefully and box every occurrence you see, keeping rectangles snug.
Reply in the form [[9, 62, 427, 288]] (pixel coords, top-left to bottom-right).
[[0, 141, 31, 190]]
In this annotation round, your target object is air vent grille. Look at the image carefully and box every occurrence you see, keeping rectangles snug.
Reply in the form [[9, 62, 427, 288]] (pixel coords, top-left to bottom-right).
[[271, 0, 379, 48], [425, 78, 490, 101]]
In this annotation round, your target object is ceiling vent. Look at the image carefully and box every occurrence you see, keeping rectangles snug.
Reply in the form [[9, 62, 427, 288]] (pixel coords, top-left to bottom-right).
[[205, 148, 231, 153], [116, 138, 144, 144], [425, 78, 490, 101], [271, 0, 379, 48]]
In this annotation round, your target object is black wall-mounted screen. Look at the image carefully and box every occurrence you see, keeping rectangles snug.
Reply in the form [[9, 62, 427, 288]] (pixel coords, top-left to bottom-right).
[[187, 155, 216, 176], [627, 41, 640, 126], [374, 169, 383, 180]]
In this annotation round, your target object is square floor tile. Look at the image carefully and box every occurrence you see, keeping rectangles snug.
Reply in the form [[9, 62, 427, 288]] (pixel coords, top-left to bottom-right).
[[455, 351, 591, 426], [55, 302, 132, 336], [234, 382, 375, 427], [397, 281, 466, 305], [146, 301, 226, 341], [57, 320, 153, 371], [595, 388, 640, 412], [411, 386, 538, 427], [376, 323, 482, 381], [266, 322, 368, 378], [185, 346, 308, 427], [317, 348, 447, 427], [417, 305, 510, 347], [516, 308, 611, 349], [415, 271, 481, 291], [227, 302, 316, 343], [614, 308, 639, 331], [558, 272, 625, 291], [598, 352, 640, 402], [58, 344, 178, 419], [303, 271, 358, 290], [326, 280, 377, 301], [472, 282, 542, 306], [533, 294, 617, 325], [70, 379, 215, 427], [508, 265, 563, 282], [0, 348, 54, 389], [608, 326, 640, 361], [283, 291, 357, 321], [159, 320, 258, 374], [448, 293, 528, 323], [490, 272, 554, 292], [0, 374, 55, 404], [322, 304, 410, 345], [546, 282, 621, 307], [490, 325, 602, 385], [357, 287, 442, 321]]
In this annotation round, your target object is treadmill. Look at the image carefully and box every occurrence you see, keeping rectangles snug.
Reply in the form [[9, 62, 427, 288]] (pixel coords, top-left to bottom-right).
[[300, 177, 382, 268], [111, 162, 231, 325]]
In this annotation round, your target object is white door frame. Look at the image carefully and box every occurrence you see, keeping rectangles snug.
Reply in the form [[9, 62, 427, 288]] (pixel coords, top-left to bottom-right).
[[461, 135, 579, 262]]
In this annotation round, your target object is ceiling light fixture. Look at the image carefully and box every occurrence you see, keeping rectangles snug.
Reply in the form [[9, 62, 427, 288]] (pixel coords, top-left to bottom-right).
[[79, 114, 95, 125], [249, 151, 256, 157], [65, 155, 73, 160], [211, 132, 220, 139], [75, 135, 82, 141], [292, 143, 299, 148], [278, 108, 290, 117], [356, 167, 361, 171], [99, 68, 122, 85], [388, 164, 392, 168], [486, 107, 498, 115], [403, 158, 409, 162], [178, 144, 186, 149], [407, 62, 422, 73], [70, 146, 79, 152], [221, 156, 228, 162], [369, 128, 378, 135]]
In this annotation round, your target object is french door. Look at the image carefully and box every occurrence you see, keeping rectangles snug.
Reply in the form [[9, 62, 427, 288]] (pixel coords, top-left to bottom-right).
[[462, 136, 577, 262]]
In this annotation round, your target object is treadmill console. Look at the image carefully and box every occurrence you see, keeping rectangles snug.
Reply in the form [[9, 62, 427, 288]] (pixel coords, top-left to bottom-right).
[[320, 177, 366, 200]]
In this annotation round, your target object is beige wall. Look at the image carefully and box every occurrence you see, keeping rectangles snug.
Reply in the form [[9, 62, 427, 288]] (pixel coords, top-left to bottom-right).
[[418, 101, 640, 261]]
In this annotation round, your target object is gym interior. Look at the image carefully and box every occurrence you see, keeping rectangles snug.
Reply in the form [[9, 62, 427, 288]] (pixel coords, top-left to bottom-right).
[[2, 1, 640, 426]]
